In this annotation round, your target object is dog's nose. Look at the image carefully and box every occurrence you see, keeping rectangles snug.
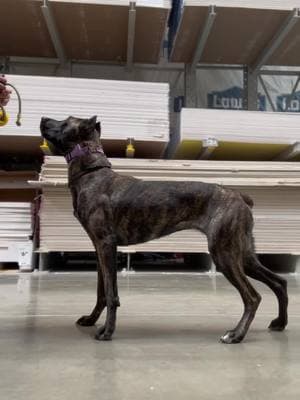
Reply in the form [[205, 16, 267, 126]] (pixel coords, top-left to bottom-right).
[[41, 117, 49, 125], [40, 117, 51, 131]]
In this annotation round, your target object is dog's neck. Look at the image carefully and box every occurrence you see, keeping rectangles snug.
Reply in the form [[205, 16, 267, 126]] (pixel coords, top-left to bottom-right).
[[65, 142, 105, 164], [66, 141, 112, 187]]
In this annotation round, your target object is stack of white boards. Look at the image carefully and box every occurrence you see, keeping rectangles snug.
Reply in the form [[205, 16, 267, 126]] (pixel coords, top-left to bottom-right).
[[3, 75, 169, 158], [170, 1, 300, 66], [0, 203, 33, 271], [169, 108, 300, 160], [33, 156, 300, 255]]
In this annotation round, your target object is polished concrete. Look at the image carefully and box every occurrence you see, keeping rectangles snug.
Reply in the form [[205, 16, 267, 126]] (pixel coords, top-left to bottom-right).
[[1, 271, 300, 399]]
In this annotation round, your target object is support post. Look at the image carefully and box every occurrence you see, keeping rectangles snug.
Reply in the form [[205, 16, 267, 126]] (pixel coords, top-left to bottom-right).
[[184, 5, 216, 108], [191, 5, 217, 70], [210, 261, 217, 275], [126, 1, 136, 70], [284, 75, 300, 111], [184, 64, 198, 107], [39, 253, 49, 271], [251, 8, 300, 74], [41, 0, 67, 65], [244, 67, 258, 111], [258, 75, 276, 112], [127, 253, 131, 272]]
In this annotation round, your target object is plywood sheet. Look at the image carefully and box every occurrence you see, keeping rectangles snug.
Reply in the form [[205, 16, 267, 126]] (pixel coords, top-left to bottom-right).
[[50, 2, 128, 62], [50, 0, 170, 63], [0, 0, 55, 58], [170, 108, 300, 160], [2, 74, 169, 158], [170, 2, 300, 66], [134, 7, 169, 63], [36, 157, 300, 254]]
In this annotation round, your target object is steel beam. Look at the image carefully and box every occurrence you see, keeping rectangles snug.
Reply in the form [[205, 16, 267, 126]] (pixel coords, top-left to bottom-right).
[[8, 57, 245, 71], [126, 1, 136, 70], [260, 69, 300, 76], [258, 75, 276, 112], [244, 67, 258, 111], [284, 75, 300, 111], [9, 56, 60, 65], [184, 64, 197, 107], [251, 8, 300, 74], [191, 5, 217, 71], [41, 0, 67, 65]]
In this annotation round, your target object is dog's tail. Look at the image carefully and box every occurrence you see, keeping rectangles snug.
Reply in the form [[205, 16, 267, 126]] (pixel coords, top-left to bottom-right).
[[241, 193, 254, 208]]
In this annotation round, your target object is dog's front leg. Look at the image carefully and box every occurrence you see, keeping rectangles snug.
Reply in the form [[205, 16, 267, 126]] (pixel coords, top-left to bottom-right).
[[94, 235, 120, 341], [77, 264, 106, 326]]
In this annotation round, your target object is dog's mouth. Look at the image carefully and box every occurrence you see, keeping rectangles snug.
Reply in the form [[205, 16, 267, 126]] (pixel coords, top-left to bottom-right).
[[40, 117, 52, 138], [40, 117, 64, 155]]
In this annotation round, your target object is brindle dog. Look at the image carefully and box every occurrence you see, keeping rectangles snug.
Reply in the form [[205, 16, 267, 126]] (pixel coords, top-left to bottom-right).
[[40, 115, 288, 343]]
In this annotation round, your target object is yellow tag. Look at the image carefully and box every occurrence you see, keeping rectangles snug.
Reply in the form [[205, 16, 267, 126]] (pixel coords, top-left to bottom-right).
[[126, 143, 135, 158], [40, 139, 52, 154], [0, 109, 9, 126]]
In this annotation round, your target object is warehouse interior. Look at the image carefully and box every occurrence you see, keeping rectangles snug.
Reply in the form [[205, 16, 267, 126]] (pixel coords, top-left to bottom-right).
[[1, 1, 300, 399]]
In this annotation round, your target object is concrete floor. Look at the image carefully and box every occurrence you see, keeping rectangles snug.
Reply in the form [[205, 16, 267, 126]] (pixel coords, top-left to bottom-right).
[[1, 272, 300, 400]]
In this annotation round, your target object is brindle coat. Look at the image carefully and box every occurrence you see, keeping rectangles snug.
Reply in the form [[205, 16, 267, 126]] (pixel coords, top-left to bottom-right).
[[40, 115, 288, 343]]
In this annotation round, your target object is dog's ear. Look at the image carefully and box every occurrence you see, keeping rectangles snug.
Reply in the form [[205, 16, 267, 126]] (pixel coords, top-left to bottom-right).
[[79, 115, 98, 137], [95, 121, 101, 136], [89, 115, 97, 126]]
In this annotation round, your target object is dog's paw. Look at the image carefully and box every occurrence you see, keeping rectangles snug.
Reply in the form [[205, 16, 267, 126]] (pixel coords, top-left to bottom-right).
[[94, 325, 112, 341], [268, 318, 287, 332], [220, 330, 243, 344], [76, 315, 96, 327], [95, 334, 112, 341]]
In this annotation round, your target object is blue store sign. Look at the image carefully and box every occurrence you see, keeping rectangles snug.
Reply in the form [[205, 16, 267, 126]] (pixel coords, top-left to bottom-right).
[[208, 86, 266, 111], [277, 91, 300, 112]]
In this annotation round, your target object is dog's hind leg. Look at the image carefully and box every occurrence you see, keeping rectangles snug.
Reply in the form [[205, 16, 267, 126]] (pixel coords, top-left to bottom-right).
[[94, 235, 120, 341], [208, 216, 262, 344], [244, 254, 288, 331], [213, 255, 261, 343]]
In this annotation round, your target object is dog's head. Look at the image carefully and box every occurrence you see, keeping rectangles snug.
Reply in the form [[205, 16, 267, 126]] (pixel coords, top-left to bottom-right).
[[40, 115, 101, 155]]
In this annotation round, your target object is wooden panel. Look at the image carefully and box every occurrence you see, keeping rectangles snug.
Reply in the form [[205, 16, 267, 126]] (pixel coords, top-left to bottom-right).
[[201, 8, 287, 65], [0, 190, 37, 202], [134, 7, 169, 63], [37, 157, 300, 254], [171, 5, 297, 65], [170, 108, 300, 161], [170, 7, 208, 62], [0, 0, 55, 58], [50, 2, 128, 61], [0, 136, 42, 156], [269, 23, 300, 66]]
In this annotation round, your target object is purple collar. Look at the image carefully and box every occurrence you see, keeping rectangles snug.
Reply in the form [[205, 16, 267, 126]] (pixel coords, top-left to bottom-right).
[[65, 144, 105, 163]]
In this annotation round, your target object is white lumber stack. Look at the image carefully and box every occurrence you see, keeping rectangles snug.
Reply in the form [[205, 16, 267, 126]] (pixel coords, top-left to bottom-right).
[[34, 157, 300, 255], [170, 108, 300, 160], [3, 74, 169, 157], [0, 203, 33, 268]]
